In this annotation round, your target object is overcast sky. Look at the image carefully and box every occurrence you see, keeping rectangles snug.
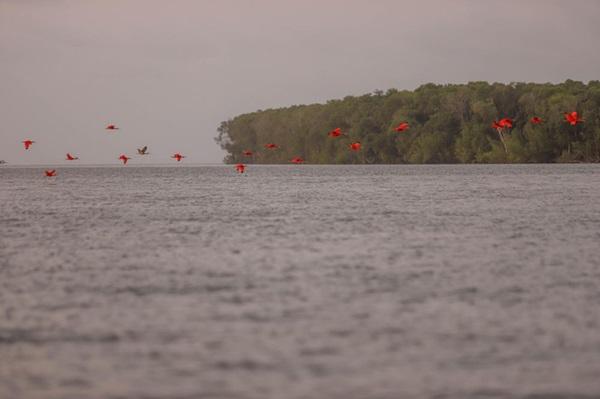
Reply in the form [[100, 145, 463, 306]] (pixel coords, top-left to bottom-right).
[[1, 0, 599, 165]]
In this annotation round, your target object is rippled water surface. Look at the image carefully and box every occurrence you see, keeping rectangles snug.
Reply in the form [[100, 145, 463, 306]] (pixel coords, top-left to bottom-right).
[[1, 164, 600, 399]]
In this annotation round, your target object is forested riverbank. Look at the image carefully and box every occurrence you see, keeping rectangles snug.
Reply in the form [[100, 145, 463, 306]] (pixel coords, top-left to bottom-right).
[[216, 81, 600, 164]]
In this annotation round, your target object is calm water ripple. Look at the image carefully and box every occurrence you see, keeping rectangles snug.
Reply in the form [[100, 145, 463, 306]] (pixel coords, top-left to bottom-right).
[[1, 165, 599, 399]]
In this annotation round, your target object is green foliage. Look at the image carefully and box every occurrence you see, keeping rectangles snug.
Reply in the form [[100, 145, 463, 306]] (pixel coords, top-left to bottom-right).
[[215, 81, 600, 164]]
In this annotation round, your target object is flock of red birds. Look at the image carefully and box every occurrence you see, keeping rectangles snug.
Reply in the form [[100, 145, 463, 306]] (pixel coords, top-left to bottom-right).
[[490, 112, 583, 151], [18, 124, 189, 177], [15, 112, 585, 177], [232, 123, 403, 173]]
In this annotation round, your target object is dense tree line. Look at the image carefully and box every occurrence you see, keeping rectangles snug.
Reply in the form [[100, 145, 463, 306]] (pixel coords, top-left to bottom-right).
[[215, 80, 600, 164]]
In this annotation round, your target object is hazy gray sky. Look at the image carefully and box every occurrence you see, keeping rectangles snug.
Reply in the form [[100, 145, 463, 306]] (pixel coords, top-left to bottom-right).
[[1, 0, 599, 164]]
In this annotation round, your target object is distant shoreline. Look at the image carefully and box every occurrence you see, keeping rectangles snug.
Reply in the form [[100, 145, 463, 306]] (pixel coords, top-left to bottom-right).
[[2, 163, 599, 168], [217, 81, 600, 165]]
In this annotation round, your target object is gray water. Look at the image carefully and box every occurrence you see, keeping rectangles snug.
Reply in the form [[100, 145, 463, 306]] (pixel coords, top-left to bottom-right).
[[1, 164, 599, 399]]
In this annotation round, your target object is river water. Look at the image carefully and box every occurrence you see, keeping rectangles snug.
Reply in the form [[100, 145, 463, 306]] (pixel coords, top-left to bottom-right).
[[1, 164, 599, 399]]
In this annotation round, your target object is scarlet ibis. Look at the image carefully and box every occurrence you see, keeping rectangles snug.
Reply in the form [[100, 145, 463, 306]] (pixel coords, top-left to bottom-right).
[[106, 124, 119, 130], [119, 154, 131, 165], [349, 142, 362, 151], [395, 122, 409, 132], [491, 121, 503, 129], [498, 118, 514, 128], [66, 153, 79, 161], [328, 128, 344, 137], [242, 150, 253, 156], [23, 140, 35, 150], [137, 146, 149, 155], [235, 163, 246, 173], [564, 111, 584, 125], [264, 143, 278, 149], [491, 120, 511, 153], [45, 170, 57, 177], [492, 118, 513, 129], [171, 153, 185, 162], [530, 117, 543, 125], [291, 157, 304, 164]]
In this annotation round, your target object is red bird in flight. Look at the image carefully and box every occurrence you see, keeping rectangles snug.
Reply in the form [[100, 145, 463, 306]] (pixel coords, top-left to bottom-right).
[[264, 143, 278, 149], [395, 122, 410, 132], [492, 118, 513, 129], [564, 111, 584, 125], [291, 157, 304, 164], [235, 163, 246, 173], [498, 118, 514, 128], [328, 128, 344, 138], [349, 142, 362, 151], [45, 170, 57, 177], [491, 121, 503, 129], [242, 150, 254, 156], [530, 117, 543, 125], [23, 140, 35, 150], [119, 154, 131, 165], [171, 153, 185, 162], [66, 153, 79, 161], [106, 124, 119, 131]]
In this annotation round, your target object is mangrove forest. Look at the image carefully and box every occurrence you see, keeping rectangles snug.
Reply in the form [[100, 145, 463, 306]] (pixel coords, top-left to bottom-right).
[[215, 80, 600, 164]]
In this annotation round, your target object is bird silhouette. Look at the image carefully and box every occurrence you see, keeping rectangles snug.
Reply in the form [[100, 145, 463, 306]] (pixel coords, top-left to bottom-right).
[[137, 146, 149, 155]]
